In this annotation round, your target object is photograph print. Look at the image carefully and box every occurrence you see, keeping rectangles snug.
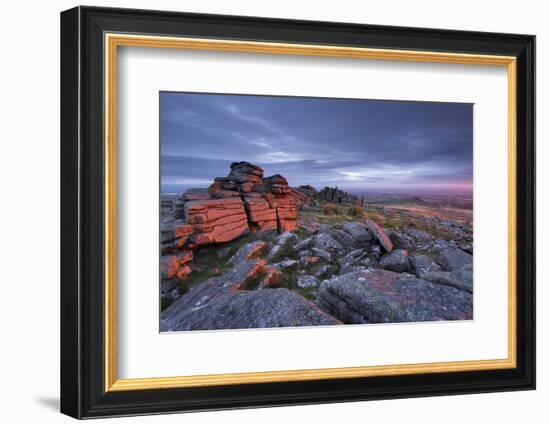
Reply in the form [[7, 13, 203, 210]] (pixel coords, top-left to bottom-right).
[[159, 92, 474, 332]]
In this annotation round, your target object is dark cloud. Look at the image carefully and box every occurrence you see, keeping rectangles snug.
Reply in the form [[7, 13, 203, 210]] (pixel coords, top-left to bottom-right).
[[160, 92, 473, 193]]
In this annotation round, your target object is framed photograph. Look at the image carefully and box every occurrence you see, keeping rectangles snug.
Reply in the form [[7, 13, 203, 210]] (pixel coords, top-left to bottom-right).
[[60, 6, 535, 419]]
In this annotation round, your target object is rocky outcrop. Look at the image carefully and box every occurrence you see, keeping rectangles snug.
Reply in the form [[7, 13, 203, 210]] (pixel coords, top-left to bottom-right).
[[290, 185, 364, 209], [160, 259, 341, 331], [168, 162, 298, 251], [318, 186, 360, 205], [159, 162, 300, 297], [316, 269, 473, 324], [160, 162, 476, 331], [160, 206, 475, 329]]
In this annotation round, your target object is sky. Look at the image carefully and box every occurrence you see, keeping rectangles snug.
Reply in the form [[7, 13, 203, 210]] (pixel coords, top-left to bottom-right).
[[160, 92, 473, 194]]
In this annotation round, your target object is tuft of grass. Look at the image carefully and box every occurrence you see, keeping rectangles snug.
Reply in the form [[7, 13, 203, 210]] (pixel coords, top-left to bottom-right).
[[363, 207, 459, 242], [294, 226, 311, 238], [323, 203, 341, 215], [299, 204, 360, 226], [347, 206, 364, 217]]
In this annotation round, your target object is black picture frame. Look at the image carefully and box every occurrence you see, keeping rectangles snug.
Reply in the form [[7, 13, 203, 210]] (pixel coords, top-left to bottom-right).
[[61, 5, 535, 419]]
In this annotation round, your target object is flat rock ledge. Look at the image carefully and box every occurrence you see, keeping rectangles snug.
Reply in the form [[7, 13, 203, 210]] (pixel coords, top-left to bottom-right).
[[316, 269, 472, 324]]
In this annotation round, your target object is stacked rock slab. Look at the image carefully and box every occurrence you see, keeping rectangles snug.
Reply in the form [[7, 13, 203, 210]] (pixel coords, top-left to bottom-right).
[[172, 162, 298, 250], [183, 197, 249, 247], [263, 174, 298, 232]]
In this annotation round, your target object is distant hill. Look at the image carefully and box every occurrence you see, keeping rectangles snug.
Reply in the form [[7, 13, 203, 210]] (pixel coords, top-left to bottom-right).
[[368, 196, 429, 206]]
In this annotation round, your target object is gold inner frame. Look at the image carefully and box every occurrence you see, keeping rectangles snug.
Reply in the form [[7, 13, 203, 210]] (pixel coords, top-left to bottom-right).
[[104, 33, 517, 392]]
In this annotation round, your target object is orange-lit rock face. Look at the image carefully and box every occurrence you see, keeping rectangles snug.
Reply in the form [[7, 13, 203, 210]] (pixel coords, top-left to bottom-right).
[[260, 266, 285, 288], [234, 259, 267, 290], [161, 250, 193, 280], [243, 197, 278, 231], [278, 220, 298, 232], [173, 161, 298, 250], [182, 198, 249, 248], [174, 222, 193, 239]]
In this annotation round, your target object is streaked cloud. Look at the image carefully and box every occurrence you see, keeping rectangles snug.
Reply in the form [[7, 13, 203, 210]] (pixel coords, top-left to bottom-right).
[[160, 92, 473, 194]]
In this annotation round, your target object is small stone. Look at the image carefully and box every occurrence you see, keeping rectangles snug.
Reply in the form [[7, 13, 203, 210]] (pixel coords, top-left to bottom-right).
[[293, 237, 314, 251], [339, 249, 367, 274], [314, 232, 343, 251], [369, 245, 382, 259], [272, 259, 299, 270], [406, 229, 432, 242], [312, 247, 333, 263], [366, 219, 393, 252], [267, 232, 298, 261], [380, 249, 410, 273], [228, 241, 267, 265], [161, 278, 178, 294], [276, 231, 298, 246], [312, 264, 333, 279], [297, 275, 320, 288], [388, 231, 413, 251], [298, 250, 313, 259], [302, 256, 320, 266]]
